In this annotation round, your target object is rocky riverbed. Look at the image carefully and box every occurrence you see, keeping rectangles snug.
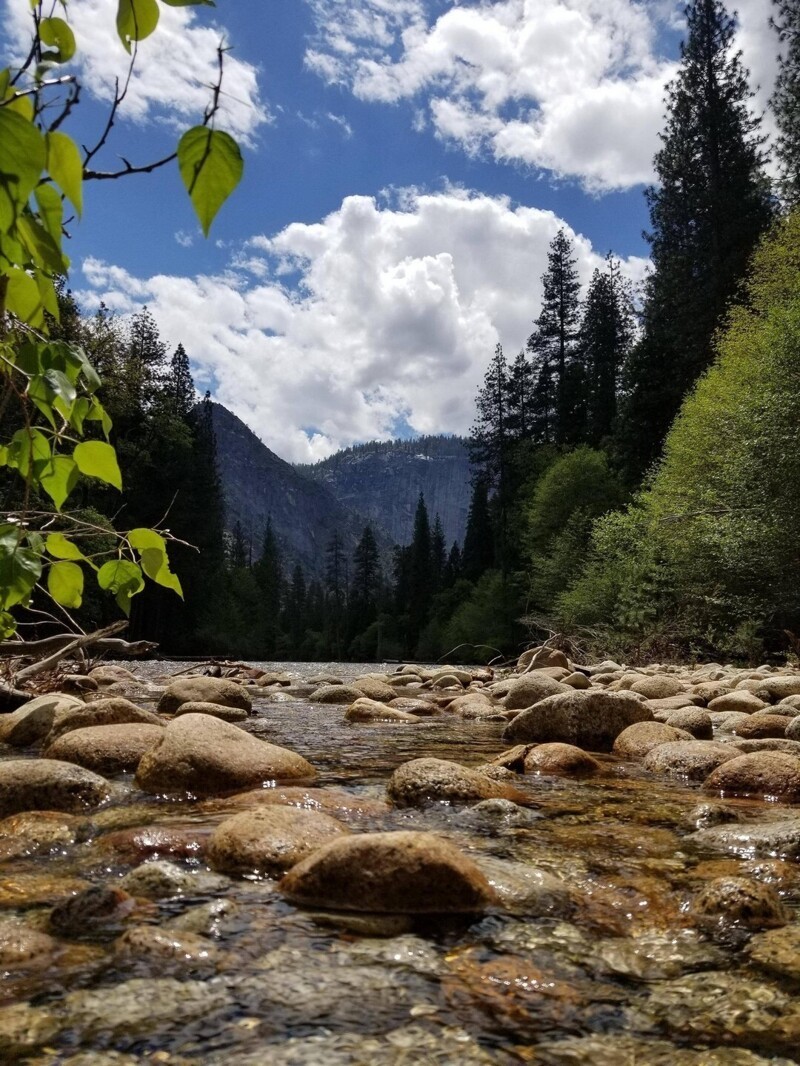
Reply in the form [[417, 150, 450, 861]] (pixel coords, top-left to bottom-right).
[[1, 651, 800, 1063]]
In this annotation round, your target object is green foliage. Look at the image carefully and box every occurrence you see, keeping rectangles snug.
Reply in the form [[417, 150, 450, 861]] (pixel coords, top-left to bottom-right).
[[178, 129, 244, 238]]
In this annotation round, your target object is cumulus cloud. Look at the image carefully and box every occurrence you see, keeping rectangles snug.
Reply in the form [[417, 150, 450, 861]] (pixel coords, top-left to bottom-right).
[[303, 0, 779, 191], [79, 189, 649, 462], [4, 0, 269, 143]]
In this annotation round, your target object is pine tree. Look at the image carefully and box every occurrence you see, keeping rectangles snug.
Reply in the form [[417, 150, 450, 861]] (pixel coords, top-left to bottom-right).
[[444, 541, 462, 587], [431, 516, 447, 591], [164, 344, 195, 419], [469, 343, 510, 486], [771, 0, 800, 205], [253, 517, 283, 657], [125, 306, 168, 414], [461, 476, 494, 581], [580, 255, 637, 444], [407, 494, 433, 651], [325, 531, 347, 657], [527, 229, 582, 445], [228, 520, 248, 570], [617, 0, 773, 479], [506, 349, 535, 442], [351, 524, 381, 611]]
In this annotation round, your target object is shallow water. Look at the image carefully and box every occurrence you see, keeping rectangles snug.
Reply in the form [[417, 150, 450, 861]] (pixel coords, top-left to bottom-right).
[[1, 661, 799, 1064]]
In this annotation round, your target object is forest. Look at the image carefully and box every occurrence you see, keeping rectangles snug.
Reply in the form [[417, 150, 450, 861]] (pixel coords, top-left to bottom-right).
[[2, 0, 800, 666]]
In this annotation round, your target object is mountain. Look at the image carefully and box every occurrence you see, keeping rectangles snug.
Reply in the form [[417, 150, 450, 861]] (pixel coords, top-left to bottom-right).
[[210, 403, 372, 576], [297, 436, 472, 548]]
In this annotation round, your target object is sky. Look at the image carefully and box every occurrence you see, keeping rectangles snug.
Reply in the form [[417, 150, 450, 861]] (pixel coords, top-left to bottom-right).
[[5, 0, 781, 462]]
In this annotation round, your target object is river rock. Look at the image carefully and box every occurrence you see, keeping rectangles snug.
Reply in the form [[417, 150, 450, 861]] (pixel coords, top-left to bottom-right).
[[0, 810, 80, 862], [120, 859, 226, 899], [732, 715, 788, 739], [208, 805, 348, 877], [48, 884, 138, 938], [503, 690, 652, 751], [45, 698, 164, 745], [0, 919, 61, 969], [787, 716, 800, 740], [280, 830, 498, 913], [689, 877, 788, 930], [613, 721, 694, 759], [703, 751, 800, 801], [630, 675, 685, 700], [445, 693, 496, 718], [747, 923, 800, 981], [344, 698, 421, 723], [157, 676, 252, 715], [708, 710, 752, 733], [708, 691, 768, 714], [43, 723, 164, 775], [689, 818, 800, 859], [113, 924, 219, 973], [135, 713, 315, 795], [352, 677, 397, 702], [754, 676, 800, 702], [523, 743, 601, 776], [529, 647, 571, 670], [733, 738, 800, 755], [643, 741, 739, 781], [309, 684, 365, 704], [387, 757, 530, 807], [0, 1002, 60, 1059], [0, 693, 83, 747], [474, 855, 574, 916], [0, 759, 110, 817], [663, 708, 714, 738], [534, 1034, 790, 1065], [502, 673, 570, 710], [95, 825, 209, 863], [89, 665, 139, 687], [173, 700, 249, 722], [388, 697, 440, 715]]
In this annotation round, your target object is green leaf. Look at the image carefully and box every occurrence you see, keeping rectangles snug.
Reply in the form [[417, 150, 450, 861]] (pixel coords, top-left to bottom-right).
[[97, 558, 144, 616], [40, 455, 79, 511], [35, 181, 65, 242], [46, 132, 83, 218], [116, 0, 160, 52], [160, 0, 215, 5], [47, 559, 83, 608], [5, 267, 44, 326], [73, 440, 122, 490], [44, 368, 77, 409], [46, 532, 89, 562], [0, 611, 16, 640], [40, 17, 76, 62], [17, 213, 66, 273], [177, 127, 243, 237], [0, 524, 43, 610], [0, 109, 45, 230], [141, 546, 183, 596], [128, 527, 166, 553], [7, 428, 50, 478]]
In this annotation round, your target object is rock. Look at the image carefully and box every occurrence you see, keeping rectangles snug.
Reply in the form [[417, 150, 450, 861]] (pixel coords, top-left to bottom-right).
[[708, 710, 752, 733], [734, 738, 800, 755], [95, 825, 209, 864], [613, 721, 694, 759], [344, 698, 421, 723], [157, 676, 252, 715], [388, 697, 439, 715], [0, 810, 80, 862], [308, 684, 364, 704], [89, 665, 139, 687], [257, 671, 293, 686], [643, 741, 740, 782], [430, 673, 464, 690], [747, 923, 800, 981], [754, 676, 800, 702], [0, 919, 61, 969], [120, 860, 226, 899], [43, 723, 164, 775], [529, 647, 571, 670], [502, 673, 570, 710], [473, 855, 574, 916], [428, 667, 473, 686], [704, 751, 800, 801], [647, 695, 700, 714], [0, 759, 110, 817], [0, 693, 83, 747], [685, 803, 739, 831], [503, 690, 653, 751], [173, 701, 249, 722], [279, 830, 498, 913], [689, 681, 735, 702], [663, 708, 714, 739], [48, 884, 138, 938], [387, 757, 530, 807], [307, 674, 343, 685], [690, 877, 788, 930], [689, 818, 800, 859], [351, 677, 397, 702], [630, 675, 685, 700], [485, 744, 533, 772], [752, 705, 800, 718], [780, 694, 800, 709], [166, 898, 238, 938], [207, 805, 348, 877], [523, 743, 601, 776], [0, 1002, 60, 1060], [708, 691, 767, 714], [135, 713, 315, 795], [787, 716, 800, 741], [732, 715, 788, 739], [465, 798, 542, 828], [562, 671, 591, 689], [445, 693, 496, 717], [533, 1034, 788, 1065], [113, 924, 219, 973], [45, 698, 164, 745]]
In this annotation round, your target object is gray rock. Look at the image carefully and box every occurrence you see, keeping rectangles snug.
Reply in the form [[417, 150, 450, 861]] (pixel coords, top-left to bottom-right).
[[43, 723, 164, 774], [502, 673, 570, 710], [643, 741, 739, 781], [387, 757, 530, 807], [0, 758, 110, 817], [173, 700, 249, 722], [120, 859, 227, 899], [45, 697, 164, 745], [473, 855, 574, 917], [689, 817, 800, 859], [503, 690, 653, 751], [663, 708, 713, 739], [689, 876, 788, 930], [207, 805, 348, 877], [158, 676, 252, 715]]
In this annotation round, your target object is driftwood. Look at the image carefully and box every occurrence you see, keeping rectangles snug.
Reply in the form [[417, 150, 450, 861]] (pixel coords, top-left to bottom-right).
[[10, 621, 131, 683]]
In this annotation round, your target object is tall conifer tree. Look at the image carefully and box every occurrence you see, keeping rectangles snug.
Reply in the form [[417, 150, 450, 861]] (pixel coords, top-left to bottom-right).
[[771, 0, 800, 205], [461, 477, 494, 581]]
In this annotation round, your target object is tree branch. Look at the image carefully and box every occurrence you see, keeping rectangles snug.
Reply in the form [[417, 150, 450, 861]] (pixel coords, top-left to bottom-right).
[[12, 620, 128, 682]]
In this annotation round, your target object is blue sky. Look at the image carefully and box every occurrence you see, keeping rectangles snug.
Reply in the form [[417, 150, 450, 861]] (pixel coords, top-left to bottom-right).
[[6, 0, 779, 461]]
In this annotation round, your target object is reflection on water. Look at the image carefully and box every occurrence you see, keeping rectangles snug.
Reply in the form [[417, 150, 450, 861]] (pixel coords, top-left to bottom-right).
[[0, 661, 798, 1064]]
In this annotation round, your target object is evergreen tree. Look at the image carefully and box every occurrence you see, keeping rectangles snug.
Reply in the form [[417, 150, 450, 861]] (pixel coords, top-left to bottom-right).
[[407, 494, 433, 652], [325, 531, 347, 657], [125, 306, 168, 415], [444, 542, 463, 587], [469, 343, 510, 486], [771, 0, 800, 205], [617, 0, 773, 479], [164, 343, 195, 419], [351, 524, 381, 613], [431, 516, 447, 592], [580, 255, 637, 444], [228, 520, 248, 570], [527, 229, 582, 445], [253, 517, 283, 657], [506, 349, 535, 442], [461, 477, 494, 581]]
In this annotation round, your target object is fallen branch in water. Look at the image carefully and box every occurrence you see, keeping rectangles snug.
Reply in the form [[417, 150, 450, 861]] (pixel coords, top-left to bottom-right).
[[11, 621, 129, 684]]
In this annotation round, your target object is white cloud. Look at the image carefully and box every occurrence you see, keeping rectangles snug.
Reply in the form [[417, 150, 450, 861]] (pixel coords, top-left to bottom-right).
[[79, 188, 649, 463], [303, 0, 780, 191], [4, 0, 269, 143]]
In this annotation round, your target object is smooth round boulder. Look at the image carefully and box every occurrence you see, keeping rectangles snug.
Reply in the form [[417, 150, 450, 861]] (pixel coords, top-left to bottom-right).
[[172, 701, 249, 723], [352, 677, 397, 702], [704, 751, 800, 802], [630, 675, 685, 700], [689, 818, 800, 860], [707, 691, 767, 714], [663, 709, 714, 739], [754, 676, 800, 702], [502, 673, 569, 711], [0, 693, 83, 748], [733, 715, 788, 740], [308, 684, 364, 705], [120, 860, 225, 900], [135, 713, 315, 795], [529, 647, 570, 670], [613, 721, 694, 759], [279, 830, 498, 913], [45, 698, 164, 746], [344, 698, 421, 723], [208, 805, 348, 877], [690, 877, 788, 930], [562, 671, 591, 690], [747, 924, 800, 982], [114, 924, 219, 973], [388, 697, 440, 716], [522, 743, 600, 776], [643, 741, 739, 782], [89, 665, 139, 687], [0, 759, 110, 817], [0, 919, 61, 969], [503, 690, 653, 751], [44, 724, 164, 775], [0, 810, 80, 862], [787, 717, 800, 741], [387, 757, 530, 808], [157, 677, 252, 715]]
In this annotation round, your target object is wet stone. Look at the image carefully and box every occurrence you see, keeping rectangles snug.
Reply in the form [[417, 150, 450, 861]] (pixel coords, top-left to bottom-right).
[[689, 876, 788, 931], [746, 923, 800, 982], [120, 859, 228, 899]]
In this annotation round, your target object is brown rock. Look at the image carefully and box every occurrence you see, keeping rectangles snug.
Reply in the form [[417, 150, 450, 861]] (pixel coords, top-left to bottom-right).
[[46, 698, 164, 746], [157, 676, 252, 715], [663, 708, 714, 739], [279, 830, 498, 913], [89, 665, 139, 687], [523, 743, 600, 776], [747, 924, 800, 981], [502, 673, 570, 710], [732, 715, 789, 740], [351, 677, 397, 702], [529, 648, 571, 670], [135, 713, 315, 795], [0, 810, 79, 862], [690, 877, 788, 930], [563, 671, 591, 690], [0, 693, 84, 748], [114, 924, 219, 972], [503, 690, 653, 751], [388, 697, 440, 716], [344, 698, 421, 723], [630, 675, 685, 700], [707, 691, 767, 714], [754, 676, 800, 702], [95, 825, 210, 863], [173, 701, 249, 722], [0, 920, 60, 969], [44, 723, 164, 775], [387, 757, 531, 807], [642, 741, 740, 781], [208, 805, 348, 877], [0, 759, 110, 817], [613, 721, 694, 759], [309, 684, 365, 704], [704, 752, 800, 801]]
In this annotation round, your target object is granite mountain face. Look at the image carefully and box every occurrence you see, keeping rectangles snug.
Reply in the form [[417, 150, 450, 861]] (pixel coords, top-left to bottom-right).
[[211, 404, 472, 573]]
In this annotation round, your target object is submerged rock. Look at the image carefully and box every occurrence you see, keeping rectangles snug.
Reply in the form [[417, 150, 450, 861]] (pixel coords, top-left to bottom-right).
[[689, 817, 800, 859], [689, 877, 788, 931], [386, 757, 530, 807], [747, 923, 800, 982]]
